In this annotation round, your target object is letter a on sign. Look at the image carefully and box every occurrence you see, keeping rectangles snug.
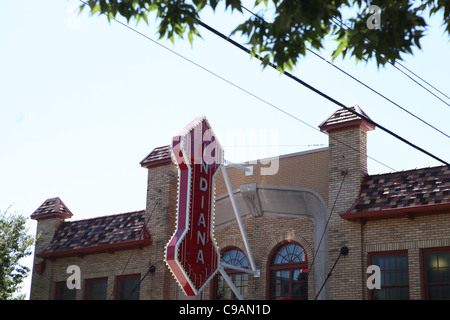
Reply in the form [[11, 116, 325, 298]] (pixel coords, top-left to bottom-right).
[[165, 116, 223, 296]]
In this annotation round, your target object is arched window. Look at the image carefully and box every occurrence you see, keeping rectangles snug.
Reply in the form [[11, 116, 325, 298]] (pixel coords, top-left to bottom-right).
[[269, 242, 308, 300], [213, 248, 249, 300]]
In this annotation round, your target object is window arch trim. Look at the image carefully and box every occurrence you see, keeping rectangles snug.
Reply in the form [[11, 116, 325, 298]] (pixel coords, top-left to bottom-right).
[[267, 240, 309, 300], [212, 246, 249, 300]]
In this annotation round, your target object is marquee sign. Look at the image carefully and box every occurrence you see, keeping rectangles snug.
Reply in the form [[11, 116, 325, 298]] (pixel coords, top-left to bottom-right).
[[165, 116, 224, 296]]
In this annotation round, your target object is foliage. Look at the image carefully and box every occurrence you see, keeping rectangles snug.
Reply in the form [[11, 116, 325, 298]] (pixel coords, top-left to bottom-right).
[[80, 0, 450, 71], [0, 208, 35, 300]]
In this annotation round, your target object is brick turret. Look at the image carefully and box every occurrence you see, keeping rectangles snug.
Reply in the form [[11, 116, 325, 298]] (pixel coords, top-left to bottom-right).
[[319, 105, 376, 299], [29, 197, 73, 299]]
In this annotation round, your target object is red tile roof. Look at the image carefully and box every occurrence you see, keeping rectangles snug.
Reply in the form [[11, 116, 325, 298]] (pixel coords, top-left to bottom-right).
[[30, 197, 73, 220], [37, 210, 152, 259], [319, 105, 376, 133], [140, 145, 172, 168], [342, 165, 450, 222]]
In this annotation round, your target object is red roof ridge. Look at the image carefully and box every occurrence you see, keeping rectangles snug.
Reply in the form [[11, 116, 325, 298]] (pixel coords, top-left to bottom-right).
[[30, 197, 73, 221], [64, 209, 146, 224], [140, 145, 172, 169], [319, 104, 376, 134]]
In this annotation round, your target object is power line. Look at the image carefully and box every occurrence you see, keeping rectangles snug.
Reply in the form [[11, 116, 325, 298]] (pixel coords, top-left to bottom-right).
[[394, 61, 450, 102], [389, 62, 450, 107], [307, 170, 347, 284], [196, 19, 449, 166], [81, 1, 448, 169], [77, 0, 396, 171], [306, 49, 450, 140], [315, 246, 349, 300], [126, 265, 155, 300], [329, 17, 450, 108], [108, 201, 159, 300], [242, 7, 450, 140]]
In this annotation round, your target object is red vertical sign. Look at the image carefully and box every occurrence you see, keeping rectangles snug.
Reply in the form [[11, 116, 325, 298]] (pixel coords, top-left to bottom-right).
[[165, 116, 223, 296]]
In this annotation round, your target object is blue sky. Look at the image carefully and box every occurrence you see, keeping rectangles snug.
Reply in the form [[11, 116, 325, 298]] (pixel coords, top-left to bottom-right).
[[1, 0, 449, 298]]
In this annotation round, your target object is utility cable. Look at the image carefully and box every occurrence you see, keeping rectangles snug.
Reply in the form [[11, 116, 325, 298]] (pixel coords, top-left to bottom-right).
[[394, 61, 450, 102], [306, 170, 347, 283], [241, 6, 450, 141], [126, 265, 155, 300], [305, 48, 450, 139], [78, 0, 396, 171], [315, 246, 349, 300], [196, 19, 449, 166], [329, 17, 450, 108], [108, 201, 159, 300], [389, 62, 450, 107]]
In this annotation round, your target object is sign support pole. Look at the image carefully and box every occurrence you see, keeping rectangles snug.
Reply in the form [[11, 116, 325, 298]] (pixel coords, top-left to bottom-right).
[[220, 165, 260, 276], [221, 166, 256, 271], [219, 267, 244, 300], [219, 164, 260, 300]]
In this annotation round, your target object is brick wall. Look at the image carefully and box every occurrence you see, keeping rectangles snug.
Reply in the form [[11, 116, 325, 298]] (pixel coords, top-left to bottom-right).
[[30, 218, 65, 300], [326, 127, 368, 300], [203, 214, 315, 300], [144, 163, 178, 299], [362, 214, 450, 299], [215, 148, 329, 204], [43, 249, 154, 299]]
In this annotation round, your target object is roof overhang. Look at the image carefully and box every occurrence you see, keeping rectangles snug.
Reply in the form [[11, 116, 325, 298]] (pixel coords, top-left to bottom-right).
[[37, 238, 153, 260], [341, 202, 450, 224]]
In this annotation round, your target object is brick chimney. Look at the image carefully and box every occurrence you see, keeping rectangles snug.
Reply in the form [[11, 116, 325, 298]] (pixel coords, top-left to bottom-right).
[[30, 197, 73, 299], [319, 105, 376, 299], [140, 145, 180, 299]]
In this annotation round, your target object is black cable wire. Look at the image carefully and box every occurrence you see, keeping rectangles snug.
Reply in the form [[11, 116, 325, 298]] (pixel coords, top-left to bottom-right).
[[196, 19, 449, 166], [395, 61, 450, 101], [77, 0, 396, 172], [244, 7, 450, 139], [126, 265, 154, 300], [79, 2, 448, 167], [329, 17, 450, 108], [108, 201, 159, 300], [315, 246, 349, 300], [389, 62, 450, 108], [241, 6, 450, 143], [305, 49, 450, 139], [306, 170, 347, 283]]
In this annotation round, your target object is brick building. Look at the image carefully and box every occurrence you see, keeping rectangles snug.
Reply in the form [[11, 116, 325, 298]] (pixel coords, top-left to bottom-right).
[[29, 106, 450, 300]]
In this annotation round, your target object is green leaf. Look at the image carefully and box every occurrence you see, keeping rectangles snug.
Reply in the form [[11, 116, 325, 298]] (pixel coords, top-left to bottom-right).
[[90, 4, 102, 15]]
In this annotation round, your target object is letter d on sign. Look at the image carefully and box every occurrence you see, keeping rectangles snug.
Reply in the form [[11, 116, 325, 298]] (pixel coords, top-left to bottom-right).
[[366, 265, 381, 289], [67, 265, 81, 290]]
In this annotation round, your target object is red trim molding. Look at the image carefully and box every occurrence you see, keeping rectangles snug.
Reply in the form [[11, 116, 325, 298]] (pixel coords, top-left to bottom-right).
[[140, 157, 173, 169], [37, 238, 152, 260], [341, 203, 450, 224], [320, 120, 376, 134]]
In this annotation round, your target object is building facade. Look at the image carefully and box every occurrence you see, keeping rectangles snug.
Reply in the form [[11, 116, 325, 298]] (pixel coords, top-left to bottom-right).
[[29, 106, 450, 300]]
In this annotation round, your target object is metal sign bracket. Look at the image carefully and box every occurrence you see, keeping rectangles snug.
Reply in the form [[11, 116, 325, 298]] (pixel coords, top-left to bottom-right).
[[218, 161, 260, 300]]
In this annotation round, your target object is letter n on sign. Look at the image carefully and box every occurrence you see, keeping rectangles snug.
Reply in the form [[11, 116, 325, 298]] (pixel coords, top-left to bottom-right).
[[165, 116, 223, 296]]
